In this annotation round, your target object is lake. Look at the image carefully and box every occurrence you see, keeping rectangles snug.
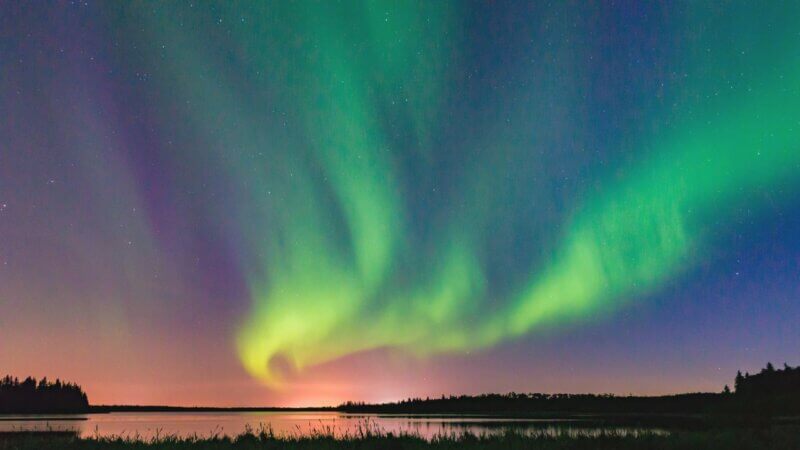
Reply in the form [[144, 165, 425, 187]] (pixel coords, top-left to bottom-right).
[[0, 412, 667, 440]]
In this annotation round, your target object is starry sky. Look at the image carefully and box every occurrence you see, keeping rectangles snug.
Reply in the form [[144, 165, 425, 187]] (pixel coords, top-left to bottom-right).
[[2, 1, 800, 407]]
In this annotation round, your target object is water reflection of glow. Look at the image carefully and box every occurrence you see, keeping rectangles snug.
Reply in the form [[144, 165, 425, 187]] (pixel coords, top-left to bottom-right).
[[0, 412, 669, 440]]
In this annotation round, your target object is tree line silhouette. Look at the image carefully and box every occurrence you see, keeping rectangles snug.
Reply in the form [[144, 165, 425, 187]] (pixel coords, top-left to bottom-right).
[[734, 362, 800, 396], [727, 362, 800, 416], [339, 392, 724, 415], [341, 363, 800, 416], [1, 363, 797, 415], [0, 375, 89, 413]]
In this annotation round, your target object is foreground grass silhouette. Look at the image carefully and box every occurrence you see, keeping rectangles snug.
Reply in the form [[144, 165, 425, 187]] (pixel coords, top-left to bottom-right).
[[2, 426, 799, 450]]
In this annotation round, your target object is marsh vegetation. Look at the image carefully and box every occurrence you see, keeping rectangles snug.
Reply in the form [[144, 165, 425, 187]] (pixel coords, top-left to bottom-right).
[[2, 425, 800, 450]]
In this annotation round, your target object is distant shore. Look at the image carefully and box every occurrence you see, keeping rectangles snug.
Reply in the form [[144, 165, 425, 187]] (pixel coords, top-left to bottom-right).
[[88, 405, 335, 413], [4, 363, 798, 419]]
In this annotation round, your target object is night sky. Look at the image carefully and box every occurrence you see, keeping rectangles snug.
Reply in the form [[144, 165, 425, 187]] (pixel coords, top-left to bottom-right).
[[2, 1, 799, 407]]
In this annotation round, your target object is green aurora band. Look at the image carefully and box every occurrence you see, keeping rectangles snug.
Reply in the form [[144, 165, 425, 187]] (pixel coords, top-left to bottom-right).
[[128, 3, 800, 385]]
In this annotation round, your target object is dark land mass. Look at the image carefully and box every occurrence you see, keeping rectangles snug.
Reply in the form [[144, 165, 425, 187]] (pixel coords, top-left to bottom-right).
[[0, 376, 88, 414], [2, 363, 800, 448], [3, 362, 799, 422], [336, 363, 800, 427], [88, 405, 335, 413]]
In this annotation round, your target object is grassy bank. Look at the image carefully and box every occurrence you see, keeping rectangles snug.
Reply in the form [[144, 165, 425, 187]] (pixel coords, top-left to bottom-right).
[[2, 426, 799, 450]]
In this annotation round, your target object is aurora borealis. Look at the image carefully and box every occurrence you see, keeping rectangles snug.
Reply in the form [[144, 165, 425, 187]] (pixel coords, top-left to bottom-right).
[[2, 2, 800, 406]]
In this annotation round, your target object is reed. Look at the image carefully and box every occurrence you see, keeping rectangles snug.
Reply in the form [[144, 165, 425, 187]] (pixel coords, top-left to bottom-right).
[[1, 424, 799, 450]]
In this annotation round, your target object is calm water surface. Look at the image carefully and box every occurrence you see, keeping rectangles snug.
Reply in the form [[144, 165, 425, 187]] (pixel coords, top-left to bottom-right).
[[0, 412, 667, 440]]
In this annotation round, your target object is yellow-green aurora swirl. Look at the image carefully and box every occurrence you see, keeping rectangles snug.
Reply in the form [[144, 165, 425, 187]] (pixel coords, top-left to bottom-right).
[[127, 2, 800, 385]]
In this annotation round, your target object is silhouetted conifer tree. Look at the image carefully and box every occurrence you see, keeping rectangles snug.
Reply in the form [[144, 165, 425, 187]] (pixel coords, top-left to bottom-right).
[[0, 375, 89, 413]]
